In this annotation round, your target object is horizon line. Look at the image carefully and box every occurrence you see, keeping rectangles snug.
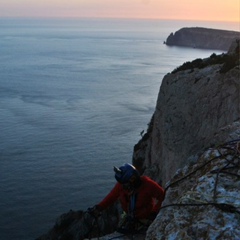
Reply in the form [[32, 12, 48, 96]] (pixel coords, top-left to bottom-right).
[[0, 16, 239, 24]]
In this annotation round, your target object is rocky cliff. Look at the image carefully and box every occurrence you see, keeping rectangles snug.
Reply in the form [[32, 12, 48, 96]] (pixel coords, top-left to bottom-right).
[[144, 39, 240, 240], [133, 39, 240, 187], [146, 139, 240, 239], [38, 40, 240, 240], [165, 27, 239, 50]]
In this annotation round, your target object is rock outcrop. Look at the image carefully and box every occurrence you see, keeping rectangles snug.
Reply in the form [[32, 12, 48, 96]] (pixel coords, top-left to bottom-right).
[[38, 40, 240, 240], [37, 206, 119, 240], [165, 27, 239, 50], [146, 140, 240, 239]]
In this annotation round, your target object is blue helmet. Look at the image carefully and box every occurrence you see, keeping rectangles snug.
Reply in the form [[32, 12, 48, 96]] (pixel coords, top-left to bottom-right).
[[114, 163, 139, 184]]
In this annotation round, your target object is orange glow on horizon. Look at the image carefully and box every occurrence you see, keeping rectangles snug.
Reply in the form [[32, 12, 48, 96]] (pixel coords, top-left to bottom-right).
[[0, 0, 239, 23]]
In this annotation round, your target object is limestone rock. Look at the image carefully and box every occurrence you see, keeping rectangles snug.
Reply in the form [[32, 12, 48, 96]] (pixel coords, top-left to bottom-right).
[[146, 139, 240, 240]]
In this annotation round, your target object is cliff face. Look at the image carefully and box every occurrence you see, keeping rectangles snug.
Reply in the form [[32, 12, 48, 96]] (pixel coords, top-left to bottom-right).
[[133, 39, 240, 187], [165, 27, 240, 50], [136, 39, 240, 239]]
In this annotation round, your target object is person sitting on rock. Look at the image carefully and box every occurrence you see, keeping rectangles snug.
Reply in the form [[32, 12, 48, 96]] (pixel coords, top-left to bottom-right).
[[89, 163, 165, 234]]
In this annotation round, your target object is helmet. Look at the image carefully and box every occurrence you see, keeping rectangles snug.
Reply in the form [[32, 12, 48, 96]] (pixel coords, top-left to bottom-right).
[[114, 163, 139, 184]]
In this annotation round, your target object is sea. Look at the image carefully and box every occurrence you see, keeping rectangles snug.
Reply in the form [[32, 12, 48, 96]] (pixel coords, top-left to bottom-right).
[[0, 18, 239, 240]]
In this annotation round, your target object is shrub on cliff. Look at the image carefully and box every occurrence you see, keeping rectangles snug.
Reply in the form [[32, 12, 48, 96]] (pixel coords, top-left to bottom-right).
[[172, 51, 238, 74]]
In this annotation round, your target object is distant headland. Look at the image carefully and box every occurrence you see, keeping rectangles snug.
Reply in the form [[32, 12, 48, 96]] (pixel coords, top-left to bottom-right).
[[165, 27, 239, 50]]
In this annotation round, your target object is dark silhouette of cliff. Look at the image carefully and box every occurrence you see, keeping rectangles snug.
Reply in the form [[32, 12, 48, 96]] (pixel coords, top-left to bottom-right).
[[165, 27, 239, 50]]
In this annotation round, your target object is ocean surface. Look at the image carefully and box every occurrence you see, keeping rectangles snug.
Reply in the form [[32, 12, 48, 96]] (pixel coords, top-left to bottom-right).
[[0, 18, 238, 240]]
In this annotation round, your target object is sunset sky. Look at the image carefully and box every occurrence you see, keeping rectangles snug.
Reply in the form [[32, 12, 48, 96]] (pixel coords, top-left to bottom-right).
[[0, 0, 239, 22]]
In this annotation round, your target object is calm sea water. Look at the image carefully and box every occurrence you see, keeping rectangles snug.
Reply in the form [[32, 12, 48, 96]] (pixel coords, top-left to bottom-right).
[[0, 18, 238, 240]]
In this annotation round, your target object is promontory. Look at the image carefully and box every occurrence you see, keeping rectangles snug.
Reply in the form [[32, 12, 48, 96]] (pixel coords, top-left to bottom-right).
[[165, 27, 239, 50]]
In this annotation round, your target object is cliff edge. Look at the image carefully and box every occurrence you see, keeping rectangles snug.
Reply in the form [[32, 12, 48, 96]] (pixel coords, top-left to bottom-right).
[[165, 27, 239, 50], [133, 39, 240, 187], [136, 39, 240, 239]]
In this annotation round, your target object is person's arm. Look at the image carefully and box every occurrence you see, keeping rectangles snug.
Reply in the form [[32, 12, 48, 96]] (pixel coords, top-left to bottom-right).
[[97, 183, 121, 210]]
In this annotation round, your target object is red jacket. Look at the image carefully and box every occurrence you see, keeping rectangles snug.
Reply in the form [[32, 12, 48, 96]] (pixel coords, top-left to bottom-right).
[[98, 176, 165, 219]]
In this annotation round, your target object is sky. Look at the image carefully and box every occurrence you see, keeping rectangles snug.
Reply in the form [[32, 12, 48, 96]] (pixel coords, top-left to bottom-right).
[[0, 0, 239, 22]]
